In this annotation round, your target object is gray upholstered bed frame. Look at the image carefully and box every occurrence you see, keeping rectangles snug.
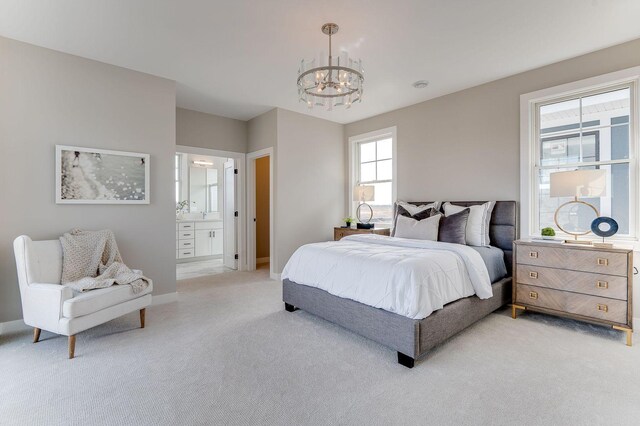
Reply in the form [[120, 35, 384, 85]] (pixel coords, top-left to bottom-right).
[[282, 201, 518, 368]]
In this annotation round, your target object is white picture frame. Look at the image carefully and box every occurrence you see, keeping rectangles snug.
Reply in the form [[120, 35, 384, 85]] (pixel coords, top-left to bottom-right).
[[55, 145, 150, 204]]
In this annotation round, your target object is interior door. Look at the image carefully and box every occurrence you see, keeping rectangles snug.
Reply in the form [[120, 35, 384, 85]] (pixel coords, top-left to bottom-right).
[[223, 159, 237, 269]]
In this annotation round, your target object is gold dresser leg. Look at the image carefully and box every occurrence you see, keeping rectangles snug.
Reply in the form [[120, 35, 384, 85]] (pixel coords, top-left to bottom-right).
[[612, 326, 633, 346], [33, 328, 41, 343], [511, 304, 526, 319]]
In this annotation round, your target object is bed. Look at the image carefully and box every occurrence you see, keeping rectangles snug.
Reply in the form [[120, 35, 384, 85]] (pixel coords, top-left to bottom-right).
[[282, 201, 517, 368]]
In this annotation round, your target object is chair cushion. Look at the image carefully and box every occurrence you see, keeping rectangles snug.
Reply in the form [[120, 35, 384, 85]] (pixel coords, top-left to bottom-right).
[[62, 280, 153, 319]]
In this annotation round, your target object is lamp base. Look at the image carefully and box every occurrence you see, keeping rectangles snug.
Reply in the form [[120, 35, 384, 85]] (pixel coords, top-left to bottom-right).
[[357, 223, 374, 229]]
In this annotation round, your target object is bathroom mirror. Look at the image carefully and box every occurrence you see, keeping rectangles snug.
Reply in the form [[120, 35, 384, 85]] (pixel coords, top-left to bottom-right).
[[189, 166, 218, 213]]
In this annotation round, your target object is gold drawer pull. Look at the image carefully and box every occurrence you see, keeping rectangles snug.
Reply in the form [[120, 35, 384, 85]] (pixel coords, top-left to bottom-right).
[[529, 251, 538, 258], [529, 271, 538, 279], [596, 304, 608, 313], [596, 281, 609, 289], [596, 258, 609, 266], [529, 291, 538, 300]]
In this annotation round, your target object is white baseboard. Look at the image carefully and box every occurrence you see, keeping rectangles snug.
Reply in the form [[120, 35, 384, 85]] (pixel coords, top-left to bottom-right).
[[270, 272, 281, 281], [257, 257, 270, 264], [152, 292, 178, 305]]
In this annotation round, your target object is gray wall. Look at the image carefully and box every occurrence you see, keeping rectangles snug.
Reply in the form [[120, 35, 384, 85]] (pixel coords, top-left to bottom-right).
[[176, 107, 247, 153], [0, 36, 177, 323], [247, 108, 277, 153], [247, 108, 344, 272], [344, 37, 640, 204], [344, 37, 640, 318], [276, 109, 344, 272]]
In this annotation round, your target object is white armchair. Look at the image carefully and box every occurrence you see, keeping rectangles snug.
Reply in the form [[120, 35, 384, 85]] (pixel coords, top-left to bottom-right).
[[13, 235, 152, 358]]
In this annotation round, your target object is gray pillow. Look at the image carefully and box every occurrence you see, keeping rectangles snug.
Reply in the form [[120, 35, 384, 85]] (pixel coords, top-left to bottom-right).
[[438, 208, 469, 245]]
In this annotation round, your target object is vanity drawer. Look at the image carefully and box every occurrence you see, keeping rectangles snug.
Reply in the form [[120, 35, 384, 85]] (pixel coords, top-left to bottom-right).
[[178, 239, 195, 249], [178, 248, 195, 259], [516, 245, 628, 276], [178, 231, 194, 239], [516, 284, 627, 324], [178, 222, 195, 231], [517, 265, 628, 301]]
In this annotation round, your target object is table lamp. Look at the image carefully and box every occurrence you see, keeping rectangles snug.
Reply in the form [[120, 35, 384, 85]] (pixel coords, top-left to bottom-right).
[[353, 185, 375, 229], [550, 169, 606, 244]]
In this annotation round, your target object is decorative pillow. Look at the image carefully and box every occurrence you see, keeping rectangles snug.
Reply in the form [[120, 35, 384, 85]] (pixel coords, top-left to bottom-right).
[[394, 214, 441, 241], [392, 201, 441, 236], [443, 201, 495, 246], [438, 208, 470, 245]]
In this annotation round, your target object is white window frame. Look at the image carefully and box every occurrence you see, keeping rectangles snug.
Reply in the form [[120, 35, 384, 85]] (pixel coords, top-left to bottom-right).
[[520, 67, 640, 244], [348, 126, 397, 225], [175, 153, 182, 204]]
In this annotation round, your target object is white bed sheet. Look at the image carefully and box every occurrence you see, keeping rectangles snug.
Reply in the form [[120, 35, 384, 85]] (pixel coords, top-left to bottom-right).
[[282, 234, 492, 320]]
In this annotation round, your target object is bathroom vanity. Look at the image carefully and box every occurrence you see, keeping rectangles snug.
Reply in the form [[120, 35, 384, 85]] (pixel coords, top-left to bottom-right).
[[176, 219, 224, 260]]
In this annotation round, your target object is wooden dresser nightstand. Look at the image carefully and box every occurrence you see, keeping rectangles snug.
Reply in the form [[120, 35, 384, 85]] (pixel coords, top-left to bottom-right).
[[513, 240, 633, 345], [334, 226, 391, 241]]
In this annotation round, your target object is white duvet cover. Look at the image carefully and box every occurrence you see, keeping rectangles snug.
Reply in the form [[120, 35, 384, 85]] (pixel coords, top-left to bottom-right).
[[281, 234, 492, 320]]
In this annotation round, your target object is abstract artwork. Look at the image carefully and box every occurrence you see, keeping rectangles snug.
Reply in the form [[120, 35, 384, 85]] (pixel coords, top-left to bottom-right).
[[56, 145, 150, 204]]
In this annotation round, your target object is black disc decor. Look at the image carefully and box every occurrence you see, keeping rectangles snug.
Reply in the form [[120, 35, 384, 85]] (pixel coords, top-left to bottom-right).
[[591, 216, 618, 238]]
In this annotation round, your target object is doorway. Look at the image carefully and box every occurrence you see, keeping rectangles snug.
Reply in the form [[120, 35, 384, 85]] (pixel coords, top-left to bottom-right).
[[175, 145, 246, 280], [247, 148, 274, 278]]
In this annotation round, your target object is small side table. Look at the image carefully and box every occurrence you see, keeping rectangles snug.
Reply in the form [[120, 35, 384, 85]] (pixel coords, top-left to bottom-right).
[[334, 226, 391, 241]]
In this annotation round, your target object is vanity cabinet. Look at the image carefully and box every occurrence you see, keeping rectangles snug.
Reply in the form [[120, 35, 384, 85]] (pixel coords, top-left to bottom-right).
[[176, 220, 223, 260]]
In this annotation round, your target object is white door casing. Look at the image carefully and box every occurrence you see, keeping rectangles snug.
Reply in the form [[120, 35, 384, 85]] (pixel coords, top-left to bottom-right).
[[223, 159, 237, 269]]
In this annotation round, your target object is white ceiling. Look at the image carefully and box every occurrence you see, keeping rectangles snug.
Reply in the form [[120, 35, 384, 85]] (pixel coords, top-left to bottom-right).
[[2, 0, 640, 124]]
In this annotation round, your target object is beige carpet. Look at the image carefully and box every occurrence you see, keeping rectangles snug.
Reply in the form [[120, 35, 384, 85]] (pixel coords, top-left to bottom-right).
[[1, 269, 639, 425]]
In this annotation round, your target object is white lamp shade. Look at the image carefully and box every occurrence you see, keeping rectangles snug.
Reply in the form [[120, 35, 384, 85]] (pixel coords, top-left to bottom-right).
[[353, 185, 375, 202], [550, 169, 607, 198]]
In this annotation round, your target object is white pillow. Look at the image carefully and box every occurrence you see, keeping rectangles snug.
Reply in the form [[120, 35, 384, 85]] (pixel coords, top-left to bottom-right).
[[394, 214, 441, 241], [443, 202, 495, 246]]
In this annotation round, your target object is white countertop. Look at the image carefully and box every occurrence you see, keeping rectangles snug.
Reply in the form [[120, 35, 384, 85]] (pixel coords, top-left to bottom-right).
[[176, 218, 223, 223]]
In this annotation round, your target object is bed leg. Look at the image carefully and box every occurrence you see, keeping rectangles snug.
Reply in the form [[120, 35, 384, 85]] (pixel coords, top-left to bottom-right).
[[284, 303, 298, 312], [397, 352, 415, 369]]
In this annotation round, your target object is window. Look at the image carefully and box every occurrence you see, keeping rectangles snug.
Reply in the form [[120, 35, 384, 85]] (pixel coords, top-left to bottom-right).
[[521, 72, 638, 241], [175, 153, 182, 204], [349, 127, 397, 225]]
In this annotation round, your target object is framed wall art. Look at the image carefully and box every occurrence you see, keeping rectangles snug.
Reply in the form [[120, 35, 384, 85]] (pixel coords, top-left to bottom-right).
[[55, 145, 150, 204]]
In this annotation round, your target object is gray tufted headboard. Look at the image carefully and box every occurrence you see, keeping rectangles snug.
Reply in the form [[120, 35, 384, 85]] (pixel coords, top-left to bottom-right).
[[407, 201, 518, 276]]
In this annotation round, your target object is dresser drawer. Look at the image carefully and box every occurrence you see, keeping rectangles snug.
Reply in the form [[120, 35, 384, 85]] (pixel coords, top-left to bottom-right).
[[178, 231, 194, 239], [178, 248, 195, 259], [178, 222, 195, 231], [517, 265, 628, 301], [516, 284, 627, 324], [516, 245, 628, 276]]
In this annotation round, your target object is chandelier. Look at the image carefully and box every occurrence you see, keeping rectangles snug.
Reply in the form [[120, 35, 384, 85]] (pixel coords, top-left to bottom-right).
[[297, 23, 364, 110]]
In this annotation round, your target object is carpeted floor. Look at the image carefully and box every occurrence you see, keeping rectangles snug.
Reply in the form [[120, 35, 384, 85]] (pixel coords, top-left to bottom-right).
[[1, 269, 639, 425]]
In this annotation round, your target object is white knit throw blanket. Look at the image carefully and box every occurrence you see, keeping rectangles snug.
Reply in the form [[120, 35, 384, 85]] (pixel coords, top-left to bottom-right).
[[60, 229, 149, 294]]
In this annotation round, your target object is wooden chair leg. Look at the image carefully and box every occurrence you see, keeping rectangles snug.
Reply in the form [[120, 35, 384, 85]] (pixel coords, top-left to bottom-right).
[[33, 328, 41, 343], [140, 308, 146, 328], [68, 335, 76, 359]]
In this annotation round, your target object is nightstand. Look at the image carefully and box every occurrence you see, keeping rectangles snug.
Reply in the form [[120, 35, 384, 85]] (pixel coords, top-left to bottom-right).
[[512, 240, 633, 345], [334, 226, 391, 241]]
